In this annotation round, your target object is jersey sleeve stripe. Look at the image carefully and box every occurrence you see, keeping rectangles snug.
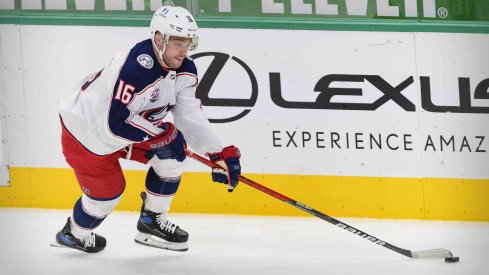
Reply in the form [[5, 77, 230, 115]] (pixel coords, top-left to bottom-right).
[[176, 72, 197, 78], [126, 120, 158, 136]]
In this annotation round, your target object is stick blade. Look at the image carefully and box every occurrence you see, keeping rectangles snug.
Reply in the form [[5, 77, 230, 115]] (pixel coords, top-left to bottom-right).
[[411, 248, 453, 259]]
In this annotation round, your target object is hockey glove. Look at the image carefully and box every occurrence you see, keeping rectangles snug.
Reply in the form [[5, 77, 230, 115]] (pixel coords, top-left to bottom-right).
[[145, 122, 186, 162], [207, 146, 241, 192]]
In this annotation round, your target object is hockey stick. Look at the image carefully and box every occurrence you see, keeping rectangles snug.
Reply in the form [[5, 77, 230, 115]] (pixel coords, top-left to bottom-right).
[[185, 149, 459, 262]]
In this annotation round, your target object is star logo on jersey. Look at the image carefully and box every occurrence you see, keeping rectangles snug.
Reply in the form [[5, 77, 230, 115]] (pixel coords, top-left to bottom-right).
[[137, 54, 154, 69]]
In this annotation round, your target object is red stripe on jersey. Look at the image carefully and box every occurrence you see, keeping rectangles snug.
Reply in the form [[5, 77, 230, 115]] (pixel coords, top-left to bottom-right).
[[126, 120, 158, 136], [176, 72, 197, 78]]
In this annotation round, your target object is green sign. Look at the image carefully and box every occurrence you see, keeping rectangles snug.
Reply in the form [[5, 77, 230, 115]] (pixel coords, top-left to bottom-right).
[[0, 0, 188, 14], [0, 0, 487, 21], [0, 0, 488, 33], [197, 0, 489, 21]]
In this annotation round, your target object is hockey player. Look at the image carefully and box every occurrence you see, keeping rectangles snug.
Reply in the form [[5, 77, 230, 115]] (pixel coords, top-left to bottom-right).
[[53, 5, 241, 253]]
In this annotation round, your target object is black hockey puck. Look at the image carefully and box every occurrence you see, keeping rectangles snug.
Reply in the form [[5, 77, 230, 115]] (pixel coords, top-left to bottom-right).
[[445, 257, 460, 263]]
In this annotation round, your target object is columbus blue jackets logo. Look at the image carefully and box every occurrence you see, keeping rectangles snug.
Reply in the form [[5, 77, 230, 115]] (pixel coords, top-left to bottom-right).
[[81, 186, 91, 195], [137, 54, 154, 69], [139, 104, 174, 122]]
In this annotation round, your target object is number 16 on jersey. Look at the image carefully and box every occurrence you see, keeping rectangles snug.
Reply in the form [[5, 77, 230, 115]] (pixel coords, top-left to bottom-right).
[[114, 79, 136, 104]]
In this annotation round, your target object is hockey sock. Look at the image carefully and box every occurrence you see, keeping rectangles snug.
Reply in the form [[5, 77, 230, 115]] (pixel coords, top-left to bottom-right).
[[71, 197, 106, 239], [144, 167, 181, 214]]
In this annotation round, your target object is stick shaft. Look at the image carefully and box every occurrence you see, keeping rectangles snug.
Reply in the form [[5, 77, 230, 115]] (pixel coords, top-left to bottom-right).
[[185, 149, 450, 259]]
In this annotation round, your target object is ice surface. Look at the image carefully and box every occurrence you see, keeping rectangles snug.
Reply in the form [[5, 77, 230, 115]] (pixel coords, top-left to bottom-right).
[[0, 208, 488, 275]]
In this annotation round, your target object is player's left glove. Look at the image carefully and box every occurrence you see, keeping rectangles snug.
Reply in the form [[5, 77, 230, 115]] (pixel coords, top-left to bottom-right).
[[207, 146, 241, 192]]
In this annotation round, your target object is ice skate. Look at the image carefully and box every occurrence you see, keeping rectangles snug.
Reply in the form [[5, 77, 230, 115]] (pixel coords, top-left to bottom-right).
[[135, 192, 189, 251], [51, 217, 106, 253]]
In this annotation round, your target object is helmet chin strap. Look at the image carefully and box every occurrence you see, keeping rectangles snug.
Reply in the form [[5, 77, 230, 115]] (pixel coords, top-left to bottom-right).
[[152, 37, 171, 68]]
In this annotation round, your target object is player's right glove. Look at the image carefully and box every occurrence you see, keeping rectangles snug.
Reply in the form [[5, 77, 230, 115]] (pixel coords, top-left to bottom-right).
[[145, 122, 186, 162], [207, 146, 241, 192]]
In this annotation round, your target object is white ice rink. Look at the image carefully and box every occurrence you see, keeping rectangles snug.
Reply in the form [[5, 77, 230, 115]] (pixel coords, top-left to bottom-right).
[[1, 208, 488, 275]]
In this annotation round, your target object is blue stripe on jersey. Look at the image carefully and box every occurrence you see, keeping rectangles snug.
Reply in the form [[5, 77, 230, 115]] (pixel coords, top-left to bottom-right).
[[108, 39, 168, 142]]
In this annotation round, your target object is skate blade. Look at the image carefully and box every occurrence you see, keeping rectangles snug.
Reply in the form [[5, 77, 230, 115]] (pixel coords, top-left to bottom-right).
[[134, 232, 188, 252], [50, 239, 68, 248]]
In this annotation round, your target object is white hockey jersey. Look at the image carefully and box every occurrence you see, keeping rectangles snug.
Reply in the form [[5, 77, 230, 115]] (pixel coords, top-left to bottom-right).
[[59, 39, 222, 156]]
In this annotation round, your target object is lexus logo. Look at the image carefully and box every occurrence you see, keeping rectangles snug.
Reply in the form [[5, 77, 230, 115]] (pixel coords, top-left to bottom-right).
[[191, 52, 258, 123]]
